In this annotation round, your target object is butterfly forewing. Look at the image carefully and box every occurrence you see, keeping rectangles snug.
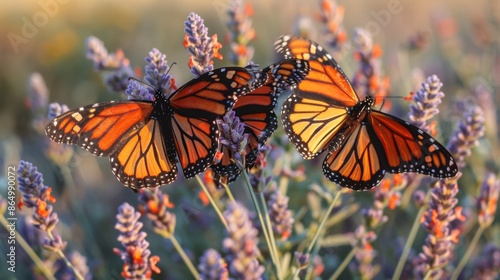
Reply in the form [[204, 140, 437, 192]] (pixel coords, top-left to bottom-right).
[[45, 101, 154, 157], [275, 35, 358, 106], [169, 67, 254, 117]]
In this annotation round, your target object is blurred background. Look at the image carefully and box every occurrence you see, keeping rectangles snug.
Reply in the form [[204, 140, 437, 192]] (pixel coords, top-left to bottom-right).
[[0, 0, 499, 279]]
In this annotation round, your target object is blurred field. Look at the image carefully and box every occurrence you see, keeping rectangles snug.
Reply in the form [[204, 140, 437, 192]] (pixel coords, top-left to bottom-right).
[[0, 0, 499, 279]]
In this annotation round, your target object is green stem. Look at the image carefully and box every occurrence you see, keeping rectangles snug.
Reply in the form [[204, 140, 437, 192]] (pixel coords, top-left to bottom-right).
[[329, 246, 358, 280], [46, 230, 84, 280], [222, 182, 235, 202], [259, 191, 283, 279], [195, 175, 228, 231], [449, 226, 485, 280], [392, 191, 429, 280], [169, 236, 201, 280], [306, 189, 343, 255], [243, 170, 282, 280], [0, 215, 56, 280]]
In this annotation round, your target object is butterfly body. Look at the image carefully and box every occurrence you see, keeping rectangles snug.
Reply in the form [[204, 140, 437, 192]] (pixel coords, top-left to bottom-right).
[[46, 67, 254, 189], [276, 35, 458, 190]]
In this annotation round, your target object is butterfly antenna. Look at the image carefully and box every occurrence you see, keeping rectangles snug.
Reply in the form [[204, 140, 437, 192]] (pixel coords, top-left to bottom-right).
[[158, 62, 177, 91], [128, 77, 155, 89], [373, 95, 404, 110]]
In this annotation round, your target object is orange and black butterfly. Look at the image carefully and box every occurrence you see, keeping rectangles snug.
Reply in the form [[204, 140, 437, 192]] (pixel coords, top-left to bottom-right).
[[45, 67, 257, 190], [212, 59, 310, 182], [275, 35, 458, 190]]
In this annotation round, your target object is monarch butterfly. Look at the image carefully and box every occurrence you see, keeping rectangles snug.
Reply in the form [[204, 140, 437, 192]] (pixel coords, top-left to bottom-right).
[[212, 59, 310, 182], [45, 67, 257, 190], [275, 35, 459, 190]]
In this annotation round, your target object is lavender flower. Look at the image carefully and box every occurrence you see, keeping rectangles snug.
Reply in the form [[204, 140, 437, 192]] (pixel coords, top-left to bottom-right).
[[54, 251, 92, 280], [248, 145, 273, 192], [293, 13, 315, 39], [294, 251, 310, 270], [318, 0, 348, 54], [266, 184, 294, 240], [28, 72, 50, 134], [473, 80, 497, 140], [447, 104, 485, 169], [47, 102, 69, 120], [310, 255, 325, 278], [408, 75, 446, 134], [137, 189, 176, 238], [125, 48, 176, 101], [477, 172, 500, 228], [413, 190, 427, 209], [85, 36, 134, 92], [353, 225, 379, 279], [351, 28, 389, 100], [29, 72, 49, 114], [217, 110, 249, 171], [471, 243, 500, 279], [223, 202, 264, 279], [226, 0, 255, 66], [183, 12, 223, 76], [114, 202, 160, 279], [17, 161, 88, 279], [198, 249, 229, 280], [413, 174, 466, 279], [17, 160, 59, 232]]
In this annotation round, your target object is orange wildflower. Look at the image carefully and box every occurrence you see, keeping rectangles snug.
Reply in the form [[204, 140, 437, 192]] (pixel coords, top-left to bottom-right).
[[150, 256, 161, 273], [17, 197, 24, 210], [46, 187, 56, 203], [371, 44, 383, 58], [198, 191, 210, 207], [36, 200, 50, 218], [211, 34, 223, 60], [147, 199, 159, 215]]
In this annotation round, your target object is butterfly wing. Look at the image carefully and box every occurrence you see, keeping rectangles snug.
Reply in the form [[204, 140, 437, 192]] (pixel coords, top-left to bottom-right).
[[368, 111, 458, 179], [212, 59, 310, 179], [45, 101, 178, 189], [276, 36, 359, 159], [169, 67, 255, 179], [110, 118, 177, 189], [323, 110, 459, 190], [46, 101, 154, 156]]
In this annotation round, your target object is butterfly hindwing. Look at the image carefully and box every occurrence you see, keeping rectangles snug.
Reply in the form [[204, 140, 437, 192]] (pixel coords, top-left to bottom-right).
[[322, 120, 386, 190], [323, 111, 459, 190], [111, 119, 178, 188], [368, 111, 458, 179], [170, 114, 218, 179]]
